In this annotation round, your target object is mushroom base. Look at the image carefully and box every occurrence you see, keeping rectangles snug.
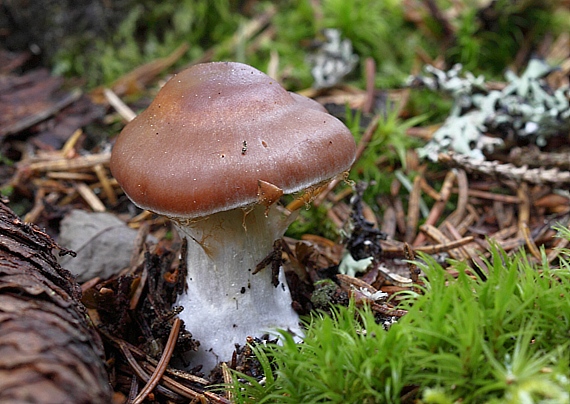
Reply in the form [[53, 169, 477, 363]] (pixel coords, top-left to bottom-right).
[[173, 205, 302, 373]]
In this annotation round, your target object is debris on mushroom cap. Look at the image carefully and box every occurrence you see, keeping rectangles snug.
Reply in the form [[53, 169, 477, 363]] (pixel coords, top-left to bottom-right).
[[110, 62, 356, 218]]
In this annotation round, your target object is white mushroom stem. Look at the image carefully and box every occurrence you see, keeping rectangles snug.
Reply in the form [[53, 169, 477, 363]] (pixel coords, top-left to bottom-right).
[[172, 204, 301, 372]]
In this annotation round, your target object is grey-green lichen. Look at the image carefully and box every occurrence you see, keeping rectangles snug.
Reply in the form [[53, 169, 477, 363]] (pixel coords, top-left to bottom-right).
[[308, 29, 359, 89], [411, 60, 570, 161]]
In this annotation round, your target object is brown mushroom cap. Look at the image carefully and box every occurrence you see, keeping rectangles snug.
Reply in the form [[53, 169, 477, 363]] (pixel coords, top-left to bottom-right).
[[110, 62, 356, 218]]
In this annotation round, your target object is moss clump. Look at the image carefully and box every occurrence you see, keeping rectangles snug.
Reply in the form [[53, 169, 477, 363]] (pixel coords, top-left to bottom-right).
[[227, 230, 570, 403]]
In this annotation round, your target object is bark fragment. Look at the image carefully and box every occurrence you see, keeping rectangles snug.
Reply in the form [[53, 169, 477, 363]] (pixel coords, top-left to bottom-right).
[[0, 201, 111, 403]]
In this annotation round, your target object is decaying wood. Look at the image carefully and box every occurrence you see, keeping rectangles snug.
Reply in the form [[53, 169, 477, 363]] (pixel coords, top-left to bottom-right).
[[0, 201, 111, 403]]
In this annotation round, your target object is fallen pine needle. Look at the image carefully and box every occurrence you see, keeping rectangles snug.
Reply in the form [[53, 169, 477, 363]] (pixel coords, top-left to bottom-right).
[[133, 318, 181, 404]]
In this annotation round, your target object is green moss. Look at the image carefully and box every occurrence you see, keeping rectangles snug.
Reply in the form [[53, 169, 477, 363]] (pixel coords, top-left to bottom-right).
[[53, 0, 240, 87], [445, 1, 567, 76], [285, 203, 339, 241], [50, 1, 570, 92], [347, 106, 426, 205], [227, 230, 570, 403], [310, 279, 338, 309]]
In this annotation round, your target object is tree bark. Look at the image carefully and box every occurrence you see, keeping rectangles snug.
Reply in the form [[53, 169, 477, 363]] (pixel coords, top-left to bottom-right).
[[0, 201, 112, 403]]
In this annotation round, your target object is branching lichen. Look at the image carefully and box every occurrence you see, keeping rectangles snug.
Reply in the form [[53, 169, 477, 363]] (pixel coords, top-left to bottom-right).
[[307, 29, 358, 89], [411, 60, 570, 161]]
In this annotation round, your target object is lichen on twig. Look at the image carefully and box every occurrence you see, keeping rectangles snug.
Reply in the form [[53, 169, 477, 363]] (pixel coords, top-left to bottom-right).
[[438, 152, 570, 186], [411, 60, 570, 161]]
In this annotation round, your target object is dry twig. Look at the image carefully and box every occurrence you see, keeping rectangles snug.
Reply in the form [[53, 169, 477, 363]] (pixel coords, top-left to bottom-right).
[[439, 152, 570, 186]]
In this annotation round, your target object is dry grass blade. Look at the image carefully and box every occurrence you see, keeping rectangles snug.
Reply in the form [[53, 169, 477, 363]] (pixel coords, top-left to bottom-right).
[[286, 182, 330, 212], [46, 171, 97, 181], [371, 301, 408, 317], [391, 179, 407, 235], [377, 264, 413, 288], [517, 182, 531, 241], [129, 265, 148, 311], [363, 57, 376, 114], [455, 205, 478, 235], [382, 226, 475, 257], [337, 274, 409, 316]]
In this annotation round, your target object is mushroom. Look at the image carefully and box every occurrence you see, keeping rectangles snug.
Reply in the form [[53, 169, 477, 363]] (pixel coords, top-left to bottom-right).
[[110, 62, 356, 372]]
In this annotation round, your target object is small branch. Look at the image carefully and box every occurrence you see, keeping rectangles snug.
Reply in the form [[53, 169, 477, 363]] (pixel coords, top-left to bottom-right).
[[439, 152, 570, 186]]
